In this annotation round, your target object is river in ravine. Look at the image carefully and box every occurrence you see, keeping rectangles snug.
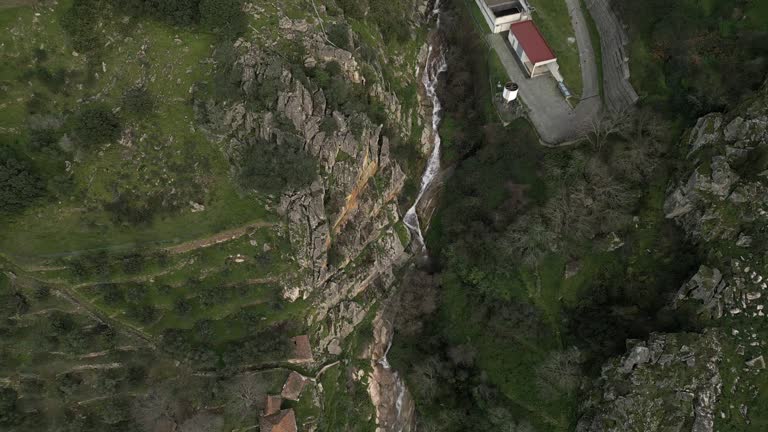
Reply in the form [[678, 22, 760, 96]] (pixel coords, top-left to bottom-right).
[[402, 15, 447, 251], [376, 1, 447, 431]]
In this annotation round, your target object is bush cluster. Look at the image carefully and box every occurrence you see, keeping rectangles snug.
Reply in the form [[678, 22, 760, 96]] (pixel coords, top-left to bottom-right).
[[72, 104, 121, 149]]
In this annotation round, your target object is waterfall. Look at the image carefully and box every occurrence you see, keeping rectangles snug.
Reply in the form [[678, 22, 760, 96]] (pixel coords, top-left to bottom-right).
[[368, 4, 446, 432], [403, 2, 447, 252]]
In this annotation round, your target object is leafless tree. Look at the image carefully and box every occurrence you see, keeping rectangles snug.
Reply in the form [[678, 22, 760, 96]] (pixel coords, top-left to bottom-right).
[[132, 388, 180, 432], [587, 109, 631, 152], [447, 344, 476, 367], [409, 361, 438, 402], [388, 270, 438, 337], [179, 413, 224, 432], [503, 214, 559, 268], [226, 373, 269, 418], [535, 347, 583, 401]]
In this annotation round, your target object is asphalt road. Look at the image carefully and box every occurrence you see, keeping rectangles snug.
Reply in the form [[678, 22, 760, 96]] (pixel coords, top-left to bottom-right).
[[488, 0, 603, 145]]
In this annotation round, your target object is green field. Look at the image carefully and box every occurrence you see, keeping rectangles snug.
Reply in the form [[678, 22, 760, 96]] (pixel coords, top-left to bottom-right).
[[0, 0, 316, 370], [0, 3, 278, 261]]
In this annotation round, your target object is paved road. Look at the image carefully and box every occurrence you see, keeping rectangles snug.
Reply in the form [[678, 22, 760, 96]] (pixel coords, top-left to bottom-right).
[[565, 0, 599, 99], [488, 0, 602, 144]]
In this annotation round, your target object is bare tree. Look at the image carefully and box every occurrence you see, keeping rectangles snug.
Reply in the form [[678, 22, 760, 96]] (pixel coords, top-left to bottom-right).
[[226, 373, 269, 418], [447, 344, 476, 367], [535, 347, 583, 401], [409, 361, 438, 402], [587, 109, 631, 152], [132, 388, 181, 432], [179, 413, 224, 432], [503, 214, 558, 268]]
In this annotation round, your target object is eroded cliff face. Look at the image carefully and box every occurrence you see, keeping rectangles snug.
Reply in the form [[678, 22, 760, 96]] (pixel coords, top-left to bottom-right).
[[578, 82, 768, 431], [366, 314, 416, 432], [192, 3, 438, 430]]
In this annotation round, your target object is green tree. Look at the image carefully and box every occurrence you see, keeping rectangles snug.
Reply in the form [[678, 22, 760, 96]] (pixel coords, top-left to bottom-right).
[[0, 149, 45, 215], [73, 105, 121, 149], [199, 0, 246, 38], [0, 387, 21, 426], [122, 87, 155, 117], [238, 135, 317, 194]]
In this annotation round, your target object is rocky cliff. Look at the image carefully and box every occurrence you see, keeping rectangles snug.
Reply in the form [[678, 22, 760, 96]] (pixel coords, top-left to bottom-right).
[[194, 3, 437, 430], [578, 82, 768, 431], [196, 2, 437, 352]]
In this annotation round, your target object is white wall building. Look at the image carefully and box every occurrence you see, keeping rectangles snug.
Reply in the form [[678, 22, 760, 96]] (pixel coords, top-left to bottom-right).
[[475, 0, 532, 33], [507, 20, 559, 78]]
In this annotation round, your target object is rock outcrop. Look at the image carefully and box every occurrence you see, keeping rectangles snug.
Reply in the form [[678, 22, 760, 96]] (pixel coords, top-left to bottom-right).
[[366, 314, 416, 432], [194, 12, 438, 361], [580, 81, 768, 431], [578, 332, 723, 432]]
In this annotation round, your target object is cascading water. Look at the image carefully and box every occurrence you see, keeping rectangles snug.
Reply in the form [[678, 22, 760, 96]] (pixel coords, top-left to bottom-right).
[[369, 3, 447, 432], [403, 8, 447, 252]]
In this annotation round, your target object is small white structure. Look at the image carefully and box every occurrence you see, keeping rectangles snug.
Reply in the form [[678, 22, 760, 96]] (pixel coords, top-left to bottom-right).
[[507, 20, 559, 78], [502, 82, 519, 102], [475, 0, 532, 33]]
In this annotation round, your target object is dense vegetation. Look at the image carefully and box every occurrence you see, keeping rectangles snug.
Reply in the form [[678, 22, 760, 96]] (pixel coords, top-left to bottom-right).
[[0, 0, 426, 430], [335, 0, 415, 44], [615, 0, 768, 118], [388, 0, 733, 430], [0, 145, 45, 215], [63, 0, 247, 58]]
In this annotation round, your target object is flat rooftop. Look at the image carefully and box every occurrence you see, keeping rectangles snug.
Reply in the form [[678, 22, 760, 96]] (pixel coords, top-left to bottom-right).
[[484, 0, 524, 16]]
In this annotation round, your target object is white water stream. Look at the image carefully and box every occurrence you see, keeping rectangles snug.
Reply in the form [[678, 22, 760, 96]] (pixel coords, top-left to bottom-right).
[[372, 3, 447, 431], [402, 12, 447, 251]]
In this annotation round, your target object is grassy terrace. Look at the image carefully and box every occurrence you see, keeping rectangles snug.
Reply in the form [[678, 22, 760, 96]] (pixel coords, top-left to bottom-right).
[[528, 0, 582, 97], [0, 1, 315, 371], [0, 3, 278, 261]]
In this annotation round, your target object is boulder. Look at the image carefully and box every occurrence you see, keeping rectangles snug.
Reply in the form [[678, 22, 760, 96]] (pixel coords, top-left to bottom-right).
[[618, 345, 650, 373]]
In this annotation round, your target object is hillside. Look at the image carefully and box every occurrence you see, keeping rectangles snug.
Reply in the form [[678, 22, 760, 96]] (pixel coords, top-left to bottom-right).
[[0, 0, 436, 430]]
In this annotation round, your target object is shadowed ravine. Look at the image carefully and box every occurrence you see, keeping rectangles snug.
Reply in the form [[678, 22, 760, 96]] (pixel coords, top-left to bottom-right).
[[369, 2, 448, 431]]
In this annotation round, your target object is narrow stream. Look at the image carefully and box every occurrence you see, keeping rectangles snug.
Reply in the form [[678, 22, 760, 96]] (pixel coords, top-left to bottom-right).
[[402, 7, 447, 251], [370, 3, 447, 431]]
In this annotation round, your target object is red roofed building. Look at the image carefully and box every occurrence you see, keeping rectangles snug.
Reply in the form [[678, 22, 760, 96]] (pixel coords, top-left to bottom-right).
[[264, 394, 283, 416], [288, 335, 314, 364], [281, 371, 308, 401], [507, 20, 559, 78], [260, 409, 297, 432]]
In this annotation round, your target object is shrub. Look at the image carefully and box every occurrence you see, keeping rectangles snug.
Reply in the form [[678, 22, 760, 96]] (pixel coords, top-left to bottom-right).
[[336, 0, 367, 19], [370, 1, 410, 44], [34, 67, 67, 92], [199, 0, 246, 38], [28, 128, 59, 152], [237, 134, 317, 194], [327, 23, 352, 51], [0, 148, 45, 215], [320, 117, 338, 135], [103, 191, 160, 224], [122, 87, 155, 116], [73, 105, 121, 148], [361, 63, 378, 86], [61, 0, 105, 56], [115, 0, 200, 26]]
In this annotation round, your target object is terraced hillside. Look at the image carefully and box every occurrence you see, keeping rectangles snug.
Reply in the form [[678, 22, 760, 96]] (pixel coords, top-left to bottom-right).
[[0, 0, 436, 430]]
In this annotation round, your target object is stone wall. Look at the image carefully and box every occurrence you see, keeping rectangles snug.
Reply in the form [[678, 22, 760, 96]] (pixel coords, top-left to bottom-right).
[[584, 0, 639, 113]]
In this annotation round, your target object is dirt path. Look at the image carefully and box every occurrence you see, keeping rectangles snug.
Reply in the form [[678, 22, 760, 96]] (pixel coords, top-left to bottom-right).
[[164, 221, 277, 255]]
